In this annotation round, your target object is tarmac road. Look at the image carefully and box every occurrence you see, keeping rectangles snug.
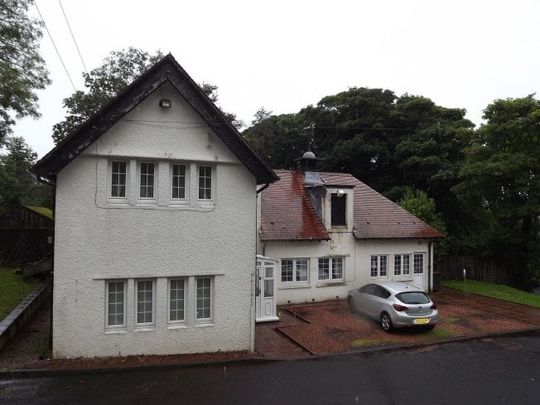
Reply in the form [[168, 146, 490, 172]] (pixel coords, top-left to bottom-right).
[[1, 332, 539, 405]]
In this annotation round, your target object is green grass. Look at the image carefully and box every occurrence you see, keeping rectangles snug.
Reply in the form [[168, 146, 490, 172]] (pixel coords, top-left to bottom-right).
[[0, 267, 40, 320], [442, 279, 540, 309], [426, 327, 455, 339], [350, 338, 394, 348]]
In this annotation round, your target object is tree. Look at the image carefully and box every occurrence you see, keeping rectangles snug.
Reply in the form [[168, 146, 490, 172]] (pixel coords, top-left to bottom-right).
[[53, 49, 243, 143], [399, 188, 448, 256], [453, 95, 540, 287], [0, 136, 51, 209], [0, 0, 50, 144], [52, 48, 163, 144]]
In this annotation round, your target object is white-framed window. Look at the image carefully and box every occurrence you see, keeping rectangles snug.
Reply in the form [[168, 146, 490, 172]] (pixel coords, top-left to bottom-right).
[[106, 280, 126, 328], [196, 276, 213, 321], [371, 255, 388, 277], [318, 257, 344, 281], [110, 161, 128, 198], [169, 278, 186, 322], [414, 253, 424, 274], [281, 258, 309, 282], [394, 254, 411, 276], [171, 163, 187, 200], [135, 279, 155, 326], [198, 165, 212, 200], [139, 162, 156, 199]]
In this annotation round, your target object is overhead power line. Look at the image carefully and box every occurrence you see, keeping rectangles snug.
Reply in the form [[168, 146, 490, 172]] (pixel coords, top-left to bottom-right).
[[58, 0, 88, 74], [32, 0, 77, 92]]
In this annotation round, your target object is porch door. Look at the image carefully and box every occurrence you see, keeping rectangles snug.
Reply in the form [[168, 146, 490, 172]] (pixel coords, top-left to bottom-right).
[[412, 252, 426, 291], [255, 256, 279, 322]]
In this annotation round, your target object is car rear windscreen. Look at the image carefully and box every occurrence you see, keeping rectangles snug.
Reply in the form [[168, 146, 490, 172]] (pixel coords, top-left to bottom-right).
[[396, 292, 430, 304]]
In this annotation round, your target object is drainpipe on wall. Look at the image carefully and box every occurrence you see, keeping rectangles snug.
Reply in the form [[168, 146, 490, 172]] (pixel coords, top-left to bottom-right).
[[428, 240, 432, 293]]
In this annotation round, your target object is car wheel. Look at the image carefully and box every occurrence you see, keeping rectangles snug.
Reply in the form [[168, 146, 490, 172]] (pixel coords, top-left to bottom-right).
[[380, 312, 393, 332]]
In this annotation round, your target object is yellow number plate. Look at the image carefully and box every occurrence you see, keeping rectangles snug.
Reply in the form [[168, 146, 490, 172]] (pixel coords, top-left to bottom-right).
[[414, 318, 430, 325]]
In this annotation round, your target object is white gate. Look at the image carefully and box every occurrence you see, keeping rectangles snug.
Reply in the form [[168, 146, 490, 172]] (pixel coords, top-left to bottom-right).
[[255, 255, 279, 322]]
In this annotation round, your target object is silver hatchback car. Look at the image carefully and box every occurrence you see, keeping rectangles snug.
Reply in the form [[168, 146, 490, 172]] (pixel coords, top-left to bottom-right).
[[348, 282, 439, 332]]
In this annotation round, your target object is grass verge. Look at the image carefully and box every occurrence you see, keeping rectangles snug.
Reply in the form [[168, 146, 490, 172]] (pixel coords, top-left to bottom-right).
[[442, 280, 540, 309], [0, 267, 39, 320]]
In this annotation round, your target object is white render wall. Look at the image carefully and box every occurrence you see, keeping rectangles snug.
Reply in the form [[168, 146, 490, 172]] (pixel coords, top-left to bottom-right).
[[261, 236, 431, 305], [53, 82, 257, 358]]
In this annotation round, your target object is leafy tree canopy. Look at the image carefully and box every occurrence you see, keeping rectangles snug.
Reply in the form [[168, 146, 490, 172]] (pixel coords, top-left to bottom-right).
[[0, 0, 50, 144], [0, 136, 51, 209], [453, 95, 540, 286], [52, 48, 163, 144], [53, 49, 243, 144]]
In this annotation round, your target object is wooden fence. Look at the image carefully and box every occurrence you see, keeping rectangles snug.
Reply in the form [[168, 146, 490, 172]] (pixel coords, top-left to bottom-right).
[[436, 256, 511, 285]]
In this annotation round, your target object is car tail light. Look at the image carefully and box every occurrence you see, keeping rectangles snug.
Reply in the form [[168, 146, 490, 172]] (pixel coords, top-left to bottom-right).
[[430, 304, 437, 310], [393, 304, 408, 311]]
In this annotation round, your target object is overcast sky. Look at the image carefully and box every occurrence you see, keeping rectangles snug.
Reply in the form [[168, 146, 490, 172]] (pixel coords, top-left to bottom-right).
[[13, 0, 540, 157]]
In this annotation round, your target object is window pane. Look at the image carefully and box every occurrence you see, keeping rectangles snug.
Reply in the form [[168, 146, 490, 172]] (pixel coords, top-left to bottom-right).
[[295, 259, 308, 282], [111, 161, 127, 198], [331, 194, 347, 226], [172, 164, 186, 199], [332, 257, 343, 279], [281, 259, 293, 282], [414, 254, 424, 274], [370, 256, 378, 277], [403, 255, 410, 275], [380, 256, 387, 276], [394, 255, 401, 275], [196, 277, 211, 319], [318, 258, 330, 280], [107, 281, 124, 327], [198, 166, 212, 200], [136, 280, 153, 324], [264, 280, 274, 297], [169, 279, 185, 321], [140, 163, 155, 198]]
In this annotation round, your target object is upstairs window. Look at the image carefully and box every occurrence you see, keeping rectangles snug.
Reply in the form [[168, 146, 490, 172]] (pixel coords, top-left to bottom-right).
[[139, 162, 155, 198], [198, 165, 212, 200], [331, 193, 347, 227], [111, 161, 127, 198], [171, 164, 187, 199]]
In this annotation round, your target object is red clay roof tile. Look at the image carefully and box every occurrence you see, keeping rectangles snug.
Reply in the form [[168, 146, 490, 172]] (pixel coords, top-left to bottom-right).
[[260, 169, 444, 241]]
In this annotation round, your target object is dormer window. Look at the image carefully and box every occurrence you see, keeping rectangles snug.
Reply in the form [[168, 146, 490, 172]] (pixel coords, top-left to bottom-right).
[[331, 193, 347, 227]]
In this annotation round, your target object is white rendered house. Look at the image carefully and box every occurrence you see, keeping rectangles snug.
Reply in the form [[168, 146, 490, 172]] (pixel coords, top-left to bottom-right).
[[33, 54, 277, 358], [257, 154, 443, 306]]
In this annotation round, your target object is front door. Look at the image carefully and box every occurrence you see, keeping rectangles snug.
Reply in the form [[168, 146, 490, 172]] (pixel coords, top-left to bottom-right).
[[412, 252, 426, 291], [255, 256, 279, 322]]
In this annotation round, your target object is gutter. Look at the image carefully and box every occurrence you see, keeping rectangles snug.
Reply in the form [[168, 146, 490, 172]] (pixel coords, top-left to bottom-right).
[[256, 183, 270, 194]]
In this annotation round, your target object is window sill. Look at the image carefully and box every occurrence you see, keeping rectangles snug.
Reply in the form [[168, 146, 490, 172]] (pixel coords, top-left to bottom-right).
[[194, 322, 214, 328], [167, 323, 188, 330], [316, 281, 346, 288], [134, 326, 155, 332], [279, 283, 311, 290], [104, 329, 127, 335]]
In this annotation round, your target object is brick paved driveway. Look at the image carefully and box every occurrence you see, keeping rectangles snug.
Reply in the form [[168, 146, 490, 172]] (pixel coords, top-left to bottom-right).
[[255, 287, 540, 357]]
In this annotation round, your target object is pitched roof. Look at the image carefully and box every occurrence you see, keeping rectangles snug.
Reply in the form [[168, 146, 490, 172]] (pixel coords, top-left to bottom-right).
[[260, 169, 444, 241], [32, 54, 277, 185], [260, 170, 330, 241]]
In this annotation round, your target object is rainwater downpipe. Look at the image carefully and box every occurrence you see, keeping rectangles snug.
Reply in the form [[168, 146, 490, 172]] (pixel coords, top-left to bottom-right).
[[428, 240, 432, 293]]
